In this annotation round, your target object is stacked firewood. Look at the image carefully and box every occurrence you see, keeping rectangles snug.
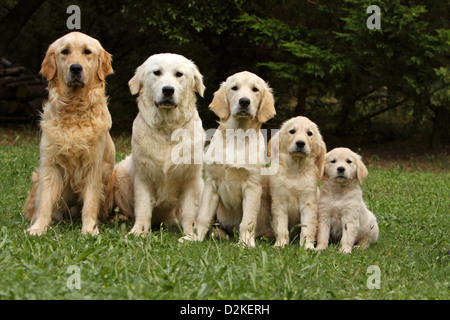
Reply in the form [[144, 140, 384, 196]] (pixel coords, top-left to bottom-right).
[[0, 57, 46, 121]]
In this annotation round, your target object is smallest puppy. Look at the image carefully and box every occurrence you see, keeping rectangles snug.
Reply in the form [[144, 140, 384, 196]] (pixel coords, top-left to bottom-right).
[[316, 148, 379, 253]]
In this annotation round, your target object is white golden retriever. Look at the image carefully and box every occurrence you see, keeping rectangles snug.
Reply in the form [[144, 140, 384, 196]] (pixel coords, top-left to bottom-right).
[[180, 71, 276, 247], [268, 116, 326, 249], [114, 53, 205, 236], [316, 147, 379, 253], [23, 32, 115, 236]]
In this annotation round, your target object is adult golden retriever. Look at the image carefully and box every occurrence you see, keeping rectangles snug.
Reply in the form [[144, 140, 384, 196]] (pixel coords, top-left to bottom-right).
[[113, 53, 205, 236], [268, 116, 326, 249], [316, 147, 379, 253], [180, 71, 276, 247], [23, 32, 115, 235]]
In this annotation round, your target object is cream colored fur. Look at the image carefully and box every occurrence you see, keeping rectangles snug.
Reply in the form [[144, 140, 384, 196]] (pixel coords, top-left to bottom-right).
[[268, 116, 326, 250], [180, 71, 276, 247], [113, 53, 205, 236], [316, 147, 379, 253]]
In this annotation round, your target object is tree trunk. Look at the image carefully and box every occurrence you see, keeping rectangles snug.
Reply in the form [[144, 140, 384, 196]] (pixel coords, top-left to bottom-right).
[[336, 95, 356, 136], [430, 106, 450, 149], [294, 87, 307, 116]]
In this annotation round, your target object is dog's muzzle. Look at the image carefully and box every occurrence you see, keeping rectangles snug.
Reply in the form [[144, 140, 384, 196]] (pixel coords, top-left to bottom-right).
[[235, 97, 252, 117], [156, 86, 177, 108], [290, 140, 307, 155], [67, 63, 85, 87]]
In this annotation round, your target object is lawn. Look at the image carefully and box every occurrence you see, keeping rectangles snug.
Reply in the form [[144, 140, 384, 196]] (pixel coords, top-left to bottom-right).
[[0, 129, 448, 300]]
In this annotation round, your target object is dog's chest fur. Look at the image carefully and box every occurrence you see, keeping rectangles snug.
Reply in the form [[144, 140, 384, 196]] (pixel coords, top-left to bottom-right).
[[40, 94, 110, 175], [132, 114, 201, 202], [321, 182, 362, 210], [207, 164, 261, 210]]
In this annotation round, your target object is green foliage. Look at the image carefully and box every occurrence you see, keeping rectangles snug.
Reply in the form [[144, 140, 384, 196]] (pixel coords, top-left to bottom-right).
[[121, 0, 245, 44], [1, 0, 449, 144], [431, 66, 450, 109], [237, 0, 449, 143]]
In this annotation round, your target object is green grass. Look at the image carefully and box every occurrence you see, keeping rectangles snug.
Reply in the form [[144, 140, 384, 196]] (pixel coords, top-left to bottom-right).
[[0, 133, 448, 300]]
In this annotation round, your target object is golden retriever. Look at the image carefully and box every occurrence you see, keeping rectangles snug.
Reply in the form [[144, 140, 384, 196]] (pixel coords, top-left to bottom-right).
[[268, 116, 326, 249], [180, 71, 276, 247], [113, 53, 205, 236], [23, 32, 115, 235], [316, 147, 379, 253]]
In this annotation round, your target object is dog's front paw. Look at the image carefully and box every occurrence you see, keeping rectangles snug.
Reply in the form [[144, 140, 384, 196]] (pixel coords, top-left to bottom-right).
[[178, 234, 199, 243], [315, 243, 328, 251], [27, 224, 48, 236], [300, 237, 315, 250], [273, 239, 288, 248], [82, 225, 99, 236], [340, 246, 353, 254], [237, 238, 256, 248], [129, 222, 149, 237]]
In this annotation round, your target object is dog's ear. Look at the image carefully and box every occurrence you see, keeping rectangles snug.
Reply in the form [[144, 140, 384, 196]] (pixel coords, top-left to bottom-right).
[[192, 64, 205, 97], [356, 154, 368, 184], [311, 123, 327, 180], [257, 84, 276, 123], [209, 83, 230, 121], [128, 64, 145, 95], [98, 49, 114, 82], [40, 46, 57, 81], [315, 138, 327, 181]]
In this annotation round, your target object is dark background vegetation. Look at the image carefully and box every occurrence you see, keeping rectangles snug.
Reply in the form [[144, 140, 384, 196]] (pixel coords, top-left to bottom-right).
[[0, 0, 449, 151]]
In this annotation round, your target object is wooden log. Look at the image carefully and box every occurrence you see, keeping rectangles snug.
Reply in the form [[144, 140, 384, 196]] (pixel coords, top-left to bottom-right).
[[0, 66, 25, 77], [7, 79, 45, 88], [18, 85, 46, 101], [0, 100, 20, 114], [0, 85, 15, 100], [0, 74, 36, 85], [1, 57, 12, 67]]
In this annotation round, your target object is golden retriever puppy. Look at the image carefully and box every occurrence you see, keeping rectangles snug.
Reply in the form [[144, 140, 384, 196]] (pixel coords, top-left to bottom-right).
[[316, 147, 379, 253], [268, 116, 326, 249], [180, 71, 276, 247], [114, 53, 205, 236], [23, 32, 115, 235]]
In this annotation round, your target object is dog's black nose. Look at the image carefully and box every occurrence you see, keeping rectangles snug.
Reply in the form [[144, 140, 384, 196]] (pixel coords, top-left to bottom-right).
[[337, 166, 345, 173], [70, 64, 83, 74], [239, 97, 250, 108], [162, 86, 175, 96], [296, 140, 305, 148]]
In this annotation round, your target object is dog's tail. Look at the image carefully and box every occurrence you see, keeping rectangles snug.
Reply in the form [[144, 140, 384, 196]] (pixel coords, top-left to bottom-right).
[[99, 166, 116, 221], [112, 155, 134, 220]]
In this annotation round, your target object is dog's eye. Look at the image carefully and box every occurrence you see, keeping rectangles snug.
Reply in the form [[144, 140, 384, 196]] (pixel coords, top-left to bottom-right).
[[175, 71, 183, 78], [252, 87, 259, 92], [153, 70, 161, 76], [289, 129, 296, 134], [231, 86, 238, 91], [346, 159, 352, 164], [84, 49, 92, 55], [331, 159, 336, 163], [61, 48, 69, 55], [307, 130, 313, 136]]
